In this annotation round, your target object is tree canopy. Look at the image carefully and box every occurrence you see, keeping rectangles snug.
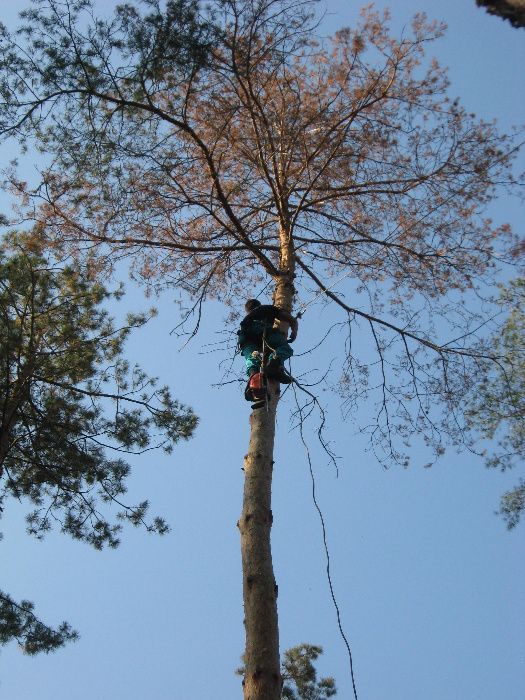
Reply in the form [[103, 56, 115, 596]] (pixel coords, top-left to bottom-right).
[[0, 234, 197, 652], [466, 278, 525, 528], [0, 0, 521, 468], [0, 0, 523, 694]]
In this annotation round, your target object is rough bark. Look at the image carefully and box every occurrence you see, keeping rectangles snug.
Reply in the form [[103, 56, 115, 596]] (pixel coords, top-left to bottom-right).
[[476, 0, 525, 27], [240, 395, 281, 700], [239, 211, 296, 699]]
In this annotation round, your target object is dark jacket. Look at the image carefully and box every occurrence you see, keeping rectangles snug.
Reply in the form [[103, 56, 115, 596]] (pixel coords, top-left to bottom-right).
[[238, 305, 283, 348]]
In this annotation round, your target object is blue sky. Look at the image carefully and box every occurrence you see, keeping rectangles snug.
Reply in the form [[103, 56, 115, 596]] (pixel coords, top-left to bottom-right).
[[1, 2, 524, 699]]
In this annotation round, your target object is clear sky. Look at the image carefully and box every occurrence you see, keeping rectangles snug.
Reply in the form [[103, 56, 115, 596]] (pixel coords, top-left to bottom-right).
[[1, 2, 524, 700]]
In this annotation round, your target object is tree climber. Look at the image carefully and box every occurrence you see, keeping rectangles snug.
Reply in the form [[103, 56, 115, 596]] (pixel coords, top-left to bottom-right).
[[238, 299, 298, 386]]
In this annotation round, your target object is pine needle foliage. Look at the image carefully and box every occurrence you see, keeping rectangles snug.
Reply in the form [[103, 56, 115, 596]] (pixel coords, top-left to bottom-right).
[[466, 278, 525, 527], [0, 233, 197, 653], [281, 644, 337, 700], [0, 591, 78, 655], [0, 234, 197, 548], [237, 643, 336, 700]]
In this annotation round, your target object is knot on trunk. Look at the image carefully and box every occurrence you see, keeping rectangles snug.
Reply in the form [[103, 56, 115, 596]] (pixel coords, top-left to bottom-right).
[[249, 667, 281, 684]]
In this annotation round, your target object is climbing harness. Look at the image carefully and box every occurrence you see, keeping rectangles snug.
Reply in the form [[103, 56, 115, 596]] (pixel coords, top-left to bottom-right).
[[243, 329, 293, 409], [244, 328, 273, 410], [239, 308, 293, 410]]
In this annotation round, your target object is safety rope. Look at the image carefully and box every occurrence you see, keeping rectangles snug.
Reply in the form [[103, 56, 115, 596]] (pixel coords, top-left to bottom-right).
[[292, 381, 360, 700]]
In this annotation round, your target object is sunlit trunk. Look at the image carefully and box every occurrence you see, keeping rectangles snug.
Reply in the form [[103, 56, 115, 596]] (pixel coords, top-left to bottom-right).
[[239, 219, 295, 699], [239, 392, 281, 700]]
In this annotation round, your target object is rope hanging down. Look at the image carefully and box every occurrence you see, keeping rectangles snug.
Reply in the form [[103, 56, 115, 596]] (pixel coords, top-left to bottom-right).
[[292, 381, 360, 700]]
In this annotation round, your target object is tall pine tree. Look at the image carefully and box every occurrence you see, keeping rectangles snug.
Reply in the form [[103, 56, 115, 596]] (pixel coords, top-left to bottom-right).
[[1, 1, 522, 696]]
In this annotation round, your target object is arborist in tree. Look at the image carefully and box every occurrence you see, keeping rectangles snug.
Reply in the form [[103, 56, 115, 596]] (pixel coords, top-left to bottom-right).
[[238, 299, 298, 405]]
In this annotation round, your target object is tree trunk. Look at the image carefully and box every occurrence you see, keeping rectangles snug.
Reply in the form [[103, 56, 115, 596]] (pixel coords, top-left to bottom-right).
[[239, 210, 295, 699], [239, 392, 281, 700]]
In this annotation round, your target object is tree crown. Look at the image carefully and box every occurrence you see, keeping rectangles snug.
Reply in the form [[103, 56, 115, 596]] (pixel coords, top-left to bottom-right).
[[0, 233, 197, 549]]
